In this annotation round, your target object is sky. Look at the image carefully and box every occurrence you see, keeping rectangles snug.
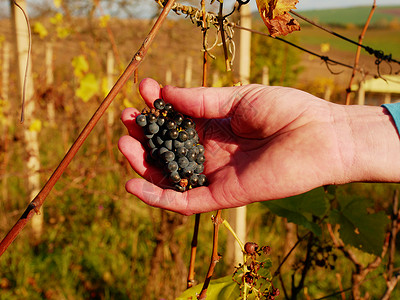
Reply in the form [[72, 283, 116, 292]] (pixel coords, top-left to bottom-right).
[[1, 0, 400, 19], [295, 0, 400, 10]]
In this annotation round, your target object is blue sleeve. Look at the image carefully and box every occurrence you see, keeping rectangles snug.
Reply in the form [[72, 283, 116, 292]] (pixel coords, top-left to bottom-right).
[[382, 103, 400, 135]]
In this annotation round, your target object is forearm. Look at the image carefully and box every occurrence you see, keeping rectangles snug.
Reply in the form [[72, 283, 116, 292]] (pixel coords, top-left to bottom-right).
[[337, 104, 400, 183]]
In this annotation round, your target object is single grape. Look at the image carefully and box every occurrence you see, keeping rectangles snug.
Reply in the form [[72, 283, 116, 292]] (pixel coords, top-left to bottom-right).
[[184, 139, 195, 149], [166, 120, 176, 130], [147, 114, 157, 123], [162, 151, 175, 162], [169, 171, 181, 183], [182, 168, 194, 179], [187, 149, 197, 162], [189, 174, 199, 186], [196, 154, 205, 164], [164, 103, 174, 112], [154, 98, 165, 110], [174, 113, 184, 125], [178, 156, 189, 168], [169, 129, 179, 139], [178, 131, 189, 142], [186, 128, 196, 139], [198, 174, 207, 186], [148, 122, 159, 134], [197, 144, 205, 154], [166, 161, 178, 172], [136, 114, 147, 127], [182, 118, 195, 129], [195, 163, 204, 174], [157, 115, 166, 127], [176, 147, 188, 158]]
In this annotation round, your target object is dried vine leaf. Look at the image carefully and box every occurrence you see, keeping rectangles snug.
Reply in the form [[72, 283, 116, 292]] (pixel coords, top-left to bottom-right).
[[256, 0, 300, 37]]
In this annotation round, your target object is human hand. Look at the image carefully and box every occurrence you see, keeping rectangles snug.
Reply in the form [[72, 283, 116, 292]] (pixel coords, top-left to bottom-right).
[[118, 78, 400, 215]]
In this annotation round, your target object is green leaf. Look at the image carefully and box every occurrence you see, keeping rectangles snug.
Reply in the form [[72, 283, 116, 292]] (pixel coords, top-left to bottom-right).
[[76, 73, 99, 102], [329, 196, 389, 256], [177, 275, 240, 300], [262, 187, 327, 236]]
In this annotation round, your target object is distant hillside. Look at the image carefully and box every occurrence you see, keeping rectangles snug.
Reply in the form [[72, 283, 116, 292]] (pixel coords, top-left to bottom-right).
[[297, 5, 400, 26]]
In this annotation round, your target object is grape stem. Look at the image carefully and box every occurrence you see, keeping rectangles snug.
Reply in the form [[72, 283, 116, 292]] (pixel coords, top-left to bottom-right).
[[222, 219, 245, 253], [0, 0, 176, 257]]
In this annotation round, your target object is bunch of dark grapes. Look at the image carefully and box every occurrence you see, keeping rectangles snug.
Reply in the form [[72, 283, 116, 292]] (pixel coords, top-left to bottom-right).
[[136, 98, 208, 192]]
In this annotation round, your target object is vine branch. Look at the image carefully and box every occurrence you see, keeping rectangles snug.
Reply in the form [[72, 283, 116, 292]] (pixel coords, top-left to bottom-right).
[[187, 213, 201, 288], [0, 0, 176, 257], [345, 0, 376, 105], [198, 210, 223, 299]]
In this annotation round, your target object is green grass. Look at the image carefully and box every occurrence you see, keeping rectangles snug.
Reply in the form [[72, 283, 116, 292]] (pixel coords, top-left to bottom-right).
[[298, 5, 400, 27], [290, 26, 400, 59]]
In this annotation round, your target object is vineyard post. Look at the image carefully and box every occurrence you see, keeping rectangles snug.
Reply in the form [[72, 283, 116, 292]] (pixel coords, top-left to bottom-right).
[[262, 65, 269, 86], [1, 42, 10, 204], [357, 80, 365, 105], [45, 42, 55, 125], [10, 0, 43, 242], [235, 2, 252, 264], [184, 56, 193, 88], [165, 68, 172, 85]]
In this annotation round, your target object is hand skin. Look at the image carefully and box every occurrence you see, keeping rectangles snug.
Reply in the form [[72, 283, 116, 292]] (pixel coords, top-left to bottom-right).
[[118, 78, 400, 215]]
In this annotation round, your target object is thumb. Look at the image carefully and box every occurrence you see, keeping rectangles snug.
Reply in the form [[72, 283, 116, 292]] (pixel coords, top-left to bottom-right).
[[139, 78, 248, 119]]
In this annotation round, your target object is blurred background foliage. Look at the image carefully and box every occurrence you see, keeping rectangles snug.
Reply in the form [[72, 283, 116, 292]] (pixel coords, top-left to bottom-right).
[[0, 0, 399, 299]]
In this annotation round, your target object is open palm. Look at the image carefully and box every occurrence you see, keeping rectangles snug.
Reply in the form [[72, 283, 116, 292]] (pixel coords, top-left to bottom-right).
[[119, 78, 350, 215]]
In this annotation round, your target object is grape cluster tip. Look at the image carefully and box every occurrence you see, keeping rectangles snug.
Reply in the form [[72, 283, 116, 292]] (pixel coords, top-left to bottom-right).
[[136, 98, 208, 192]]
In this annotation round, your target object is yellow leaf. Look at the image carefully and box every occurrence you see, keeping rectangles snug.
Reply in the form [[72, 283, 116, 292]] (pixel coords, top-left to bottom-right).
[[50, 12, 63, 25], [54, 0, 62, 8], [320, 43, 330, 53], [71, 55, 89, 78], [99, 15, 110, 28], [29, 119, 42, 132], [33, 22, 48, 39], [256, 0, 300, 37], [76, 73, 99, 102], [56, 27, 70, 39]]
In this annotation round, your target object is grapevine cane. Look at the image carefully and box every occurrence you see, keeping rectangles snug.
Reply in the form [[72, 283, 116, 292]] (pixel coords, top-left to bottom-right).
[[0, 0, 176, 257], [345, 0, 376, 105], [198, 210, 223, 299], [187, 213, 201, 288]]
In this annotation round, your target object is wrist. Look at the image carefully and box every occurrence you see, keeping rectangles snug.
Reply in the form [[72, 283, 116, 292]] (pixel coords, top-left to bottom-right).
[[337, 104, 400, 183]]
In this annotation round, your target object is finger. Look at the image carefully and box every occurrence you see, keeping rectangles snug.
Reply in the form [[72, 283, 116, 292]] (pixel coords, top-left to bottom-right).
[[138, 78, 162, 108], [125, 178, 218, 215], [118, 135, 167, 184], [139, 77, 254, 119], [120, 107, 146, 143]]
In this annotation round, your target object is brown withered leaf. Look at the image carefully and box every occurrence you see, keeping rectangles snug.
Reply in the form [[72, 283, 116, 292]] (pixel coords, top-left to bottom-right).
[[256, 0, 300, 37]]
